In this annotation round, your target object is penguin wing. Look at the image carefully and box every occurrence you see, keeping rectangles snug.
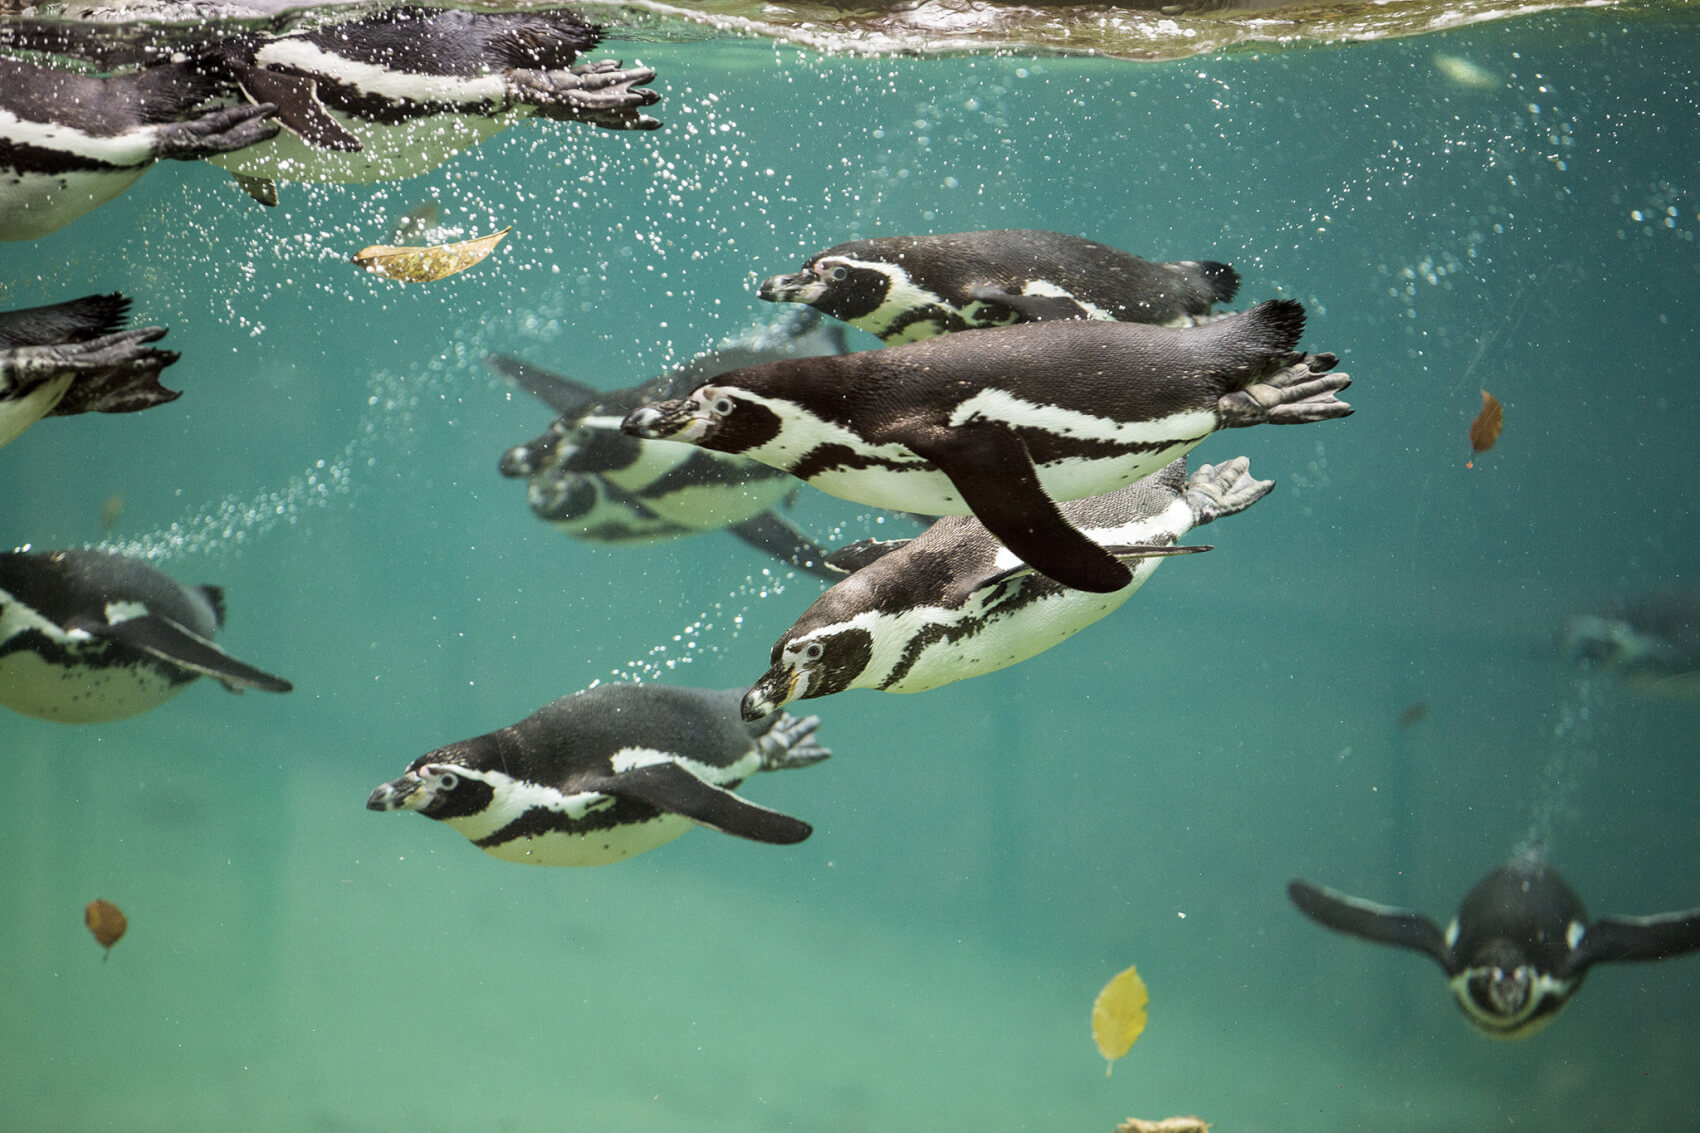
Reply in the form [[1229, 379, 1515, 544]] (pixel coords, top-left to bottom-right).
[[79, 614, 294, 694], [485, 354, 603, 418], [727, 512, 837, 580], [823, 536, 914, 574], [965, 285, 1090, 323], [1287, 879, 1455, 972], [899, 422, 1132, 594], [586, 762, 812, 845], [1567, 908, 1700, 975], [234, 66, 361, 152]]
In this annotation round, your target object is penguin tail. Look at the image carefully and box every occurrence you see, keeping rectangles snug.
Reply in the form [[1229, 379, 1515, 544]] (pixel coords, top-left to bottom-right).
[[489, 16, 605, 71], [1, 293, 133, 347], [1198, 260, 1241, 304]]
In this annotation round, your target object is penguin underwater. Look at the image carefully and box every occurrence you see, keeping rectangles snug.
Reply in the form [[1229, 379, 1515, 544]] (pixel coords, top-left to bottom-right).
[[491, 309, 849, 578], [0, 293, 181, 450], [1288, 854, 1700, 1039], [0, 548, 293, 723], [0, 56, 279, 241], [742, 455, 1271, 719], [758, 229, 1241, 344], [623, 298, 1350, 594], [1558, 585, 1700, 699], [367, 683, 830, 866], [199, 5, 661, 201]]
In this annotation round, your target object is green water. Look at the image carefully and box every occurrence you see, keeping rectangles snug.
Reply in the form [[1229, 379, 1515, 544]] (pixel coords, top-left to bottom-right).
[[4, 9, 1700, 1130]]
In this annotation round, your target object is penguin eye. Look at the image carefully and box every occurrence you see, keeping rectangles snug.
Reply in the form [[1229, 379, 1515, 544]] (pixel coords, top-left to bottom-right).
[[828, 266, 849, 282], [711, 395, 736, 416], [802, 642, 825, 662], [437, 771, 459, 790]]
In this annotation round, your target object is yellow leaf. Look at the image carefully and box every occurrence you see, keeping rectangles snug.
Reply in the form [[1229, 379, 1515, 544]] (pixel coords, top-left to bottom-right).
[[1092, 963, 1149, 1077], [352, 226, 511, 283]]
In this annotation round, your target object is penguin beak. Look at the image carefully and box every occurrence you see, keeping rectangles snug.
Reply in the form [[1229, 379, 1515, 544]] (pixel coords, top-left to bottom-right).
[[741, 668, 800, 721], [621, 398, 712, 443], [366, 774, 424, 812], [758, 271, 824, 304]]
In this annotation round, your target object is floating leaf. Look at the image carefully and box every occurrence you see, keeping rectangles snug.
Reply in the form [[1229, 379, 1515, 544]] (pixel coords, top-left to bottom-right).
[[1092, 962, 1149, 1076], [1399, 700, 1429, 730], [1467, 389, 1504, 467], [1116, 1119, 1212, 1133], [84, 898, 127, 959], [352, 226, 511, 283]]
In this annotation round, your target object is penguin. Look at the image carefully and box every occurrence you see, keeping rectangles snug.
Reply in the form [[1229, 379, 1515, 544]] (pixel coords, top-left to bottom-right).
[[623, 299, 1351, 594], [757, 229, 1241, 345], [199, 5, 660, 201], [1288, 853, 1700, 1039], [366, 683, 830, 866], [0, 56, 279, 241], [0, 548, 293, 723], [741, 456, 1271, 719], [0, 293, 183, 450], [491, 310, 852, 578], [1558, 586, 1700, 699]]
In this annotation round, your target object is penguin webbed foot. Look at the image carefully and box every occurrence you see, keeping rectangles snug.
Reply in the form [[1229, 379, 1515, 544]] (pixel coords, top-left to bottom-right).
[[755, 712, 831, 770], [1217, 354, 1352, 428], [154, 102, 281, 161], [1183, 456, 1275, 526], [511, 61, 662, 130]]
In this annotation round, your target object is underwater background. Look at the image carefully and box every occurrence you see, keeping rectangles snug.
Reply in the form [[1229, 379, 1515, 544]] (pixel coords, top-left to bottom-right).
[[4, 4, 1700, 1129]]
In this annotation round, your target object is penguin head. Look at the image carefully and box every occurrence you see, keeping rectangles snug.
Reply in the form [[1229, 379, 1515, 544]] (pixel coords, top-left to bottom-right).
[[1448, 937, 1579, 1040], [366, 760, 496, 821], [622, 387, 781, 455], [759, 255, 899, 325], [742, 620, 875, 721]]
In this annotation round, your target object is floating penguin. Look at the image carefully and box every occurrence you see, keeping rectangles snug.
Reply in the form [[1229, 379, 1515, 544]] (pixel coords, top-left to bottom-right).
[[0, 294, 182, 450], [0, 57, 279, 241], [623, 300, 1350, 593], [1288, 853, 1700, 1039], [742, 456, 1270, 718], [0, 548, 293, 723], [366, 683, 830, 866], [200, 5, 660, 202], [1558, 586, 1700, 699], [492, 310, 852, 578], [758, 229, 1241, 344]]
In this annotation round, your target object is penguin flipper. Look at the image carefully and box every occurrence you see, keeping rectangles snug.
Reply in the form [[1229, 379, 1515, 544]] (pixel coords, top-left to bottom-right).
[[591, 762, 812, 845], [978, 543, 1210, 590], [81, 614, 294, 694], [965, 285, 1087, 323], [234, 68, 361, 151], [901, 422, 1132, 594], [1287, 879, 1453, 971], [728, 512, 837, 580], [823, 537, 913, 574], [485, 354, 603, 417], [1570, 908, 1700, 973]]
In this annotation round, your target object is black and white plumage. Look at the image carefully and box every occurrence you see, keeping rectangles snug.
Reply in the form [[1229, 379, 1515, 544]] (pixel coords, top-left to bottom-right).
[[0, 56, 279, 241], [1558, 586, 1700, 699], [758, 229, 1240, 344], [492, 310, 850, 578], [201, 5, 660, 199], [623, 299, 1350, 594], [742, 456, 1269, 718], [0, 293, 183, 449], [1288, 854, 1700, 1040], [0, 548, 293, 723], [366, 683, 830, 866]]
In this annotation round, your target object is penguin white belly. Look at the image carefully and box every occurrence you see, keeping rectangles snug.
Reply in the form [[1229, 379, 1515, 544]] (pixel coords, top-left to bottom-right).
[[0, 373, 74, 448], [473, 812, 693, 866], [208, 108, 528, 184], [640, 471, 791, 530], [0, 167, 150, 243], [0, 646, 187, 723]]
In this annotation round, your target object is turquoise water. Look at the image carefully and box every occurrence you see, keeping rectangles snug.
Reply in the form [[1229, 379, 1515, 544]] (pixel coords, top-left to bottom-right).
[[5, 8, 1700, 1130]]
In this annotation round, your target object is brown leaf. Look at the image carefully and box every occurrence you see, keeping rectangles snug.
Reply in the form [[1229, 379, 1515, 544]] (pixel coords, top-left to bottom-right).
[[1469, 389, 1504, 455], [1116, 1119, 1211, 1133], [352, 226, 511, 283], [85, 898, 127, 957]]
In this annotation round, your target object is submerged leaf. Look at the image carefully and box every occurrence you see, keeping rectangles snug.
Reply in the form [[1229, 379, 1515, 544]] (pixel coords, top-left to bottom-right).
[[1468, 389, 1504, 463], [1092, 962, 1149, 1076], [84, 898, 127, 958], [352, 226, 511, 283], [1117, 1119, 1211, 1133]]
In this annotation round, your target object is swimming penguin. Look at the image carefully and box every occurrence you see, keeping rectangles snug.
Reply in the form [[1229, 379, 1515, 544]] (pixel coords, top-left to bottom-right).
[[1558, 586, 1700, 699], [366, 683, 830, 866], [200, 5, 660, 201], [757, 229, 1240, 345], [0, 293, 182, 450], [0, 548, 293, 723], [623, 299, 1350, 593], [492, 310, 851, 578], [741, 455, 1271, 719], [0, 56, 279, 241], [1288, 853, 1700, 1039]]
